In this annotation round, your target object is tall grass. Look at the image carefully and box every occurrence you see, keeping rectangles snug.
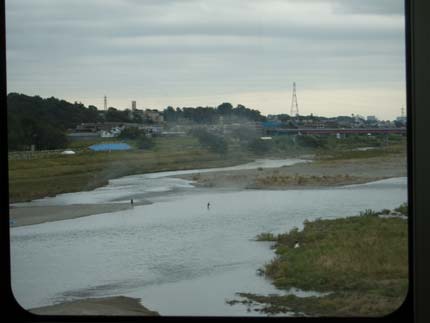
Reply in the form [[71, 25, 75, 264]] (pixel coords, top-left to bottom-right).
[[236, 207, 409, 316]]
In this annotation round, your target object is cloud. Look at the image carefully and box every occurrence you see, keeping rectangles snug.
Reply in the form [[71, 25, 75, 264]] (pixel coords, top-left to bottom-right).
[[332, 0, 404, 15], [5, 0, 406, 118], [289, 0, 404, 15]]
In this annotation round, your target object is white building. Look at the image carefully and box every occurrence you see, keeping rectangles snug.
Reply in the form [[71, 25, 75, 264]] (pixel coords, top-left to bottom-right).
[[100, 126, 123, 138]]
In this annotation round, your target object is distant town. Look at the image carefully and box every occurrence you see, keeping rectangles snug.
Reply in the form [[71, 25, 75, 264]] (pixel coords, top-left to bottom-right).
[[7, 92, 406, 153], [66, 99, 407, 142]]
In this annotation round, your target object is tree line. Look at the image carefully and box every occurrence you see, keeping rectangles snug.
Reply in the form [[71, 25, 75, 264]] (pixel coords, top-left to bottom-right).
[[7, 93, 266, 151], [163, 102, 266, 124], [7, 93, 102, 150]]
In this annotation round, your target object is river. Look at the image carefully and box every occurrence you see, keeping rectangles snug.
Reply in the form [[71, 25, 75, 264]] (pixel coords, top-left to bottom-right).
[[10, 159, 408, 316]]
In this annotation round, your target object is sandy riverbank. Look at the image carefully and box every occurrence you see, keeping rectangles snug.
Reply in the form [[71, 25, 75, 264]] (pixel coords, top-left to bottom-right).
[[9, 154, 406, 227], [9, 201, 150, 227], [176, 154, 407, 190], [29, 296, 159, 316]]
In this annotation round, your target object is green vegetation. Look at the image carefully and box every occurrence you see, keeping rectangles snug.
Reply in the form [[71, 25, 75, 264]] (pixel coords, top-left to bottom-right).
[[7, 93, 266, 151], [163, 103, 266, 124], [394, 203, 408, 216], [252, 174, 376, 188], [118, 128, 155, 150], [226, 130, 406, 159], [247, 138, 272, 154], [7, 93, 101, 151], [8, 132, 407, 203], [296, 135, 327, 148], [228, 207, 408, 317], [189, 128, 228, 154], [8, 136, 252, 203], [316, 143, 406, 161], [315, 135, 406, 160]]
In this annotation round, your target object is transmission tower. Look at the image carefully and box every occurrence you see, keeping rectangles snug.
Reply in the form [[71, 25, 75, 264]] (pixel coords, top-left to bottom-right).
[[401, 106, 405, 118], [104, 96, 107, 111], [290, 82, 299, 117]]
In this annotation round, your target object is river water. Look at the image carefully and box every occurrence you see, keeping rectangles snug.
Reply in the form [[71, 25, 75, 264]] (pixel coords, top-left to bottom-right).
[[10, 159, 408, 316]]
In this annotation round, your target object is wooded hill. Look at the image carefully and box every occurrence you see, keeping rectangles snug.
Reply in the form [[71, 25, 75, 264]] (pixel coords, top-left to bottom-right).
[[7, 93, 267, 151]]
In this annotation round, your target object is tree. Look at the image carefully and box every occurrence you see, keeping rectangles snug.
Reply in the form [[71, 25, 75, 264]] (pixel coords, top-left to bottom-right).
[[231, 126, 259, 143], [118, 127, 142, 139], [296, 135, 326, 148], [217, 102, 233, 115], [248, 138, 271, 154], [163, 106, 177, 122], [105, 107, 130, 122], [7, 93, 104, 150], [189, 128, 228, 154]]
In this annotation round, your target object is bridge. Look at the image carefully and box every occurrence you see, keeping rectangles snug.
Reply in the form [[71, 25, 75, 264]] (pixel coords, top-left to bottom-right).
[[264, 127, 407, 136]]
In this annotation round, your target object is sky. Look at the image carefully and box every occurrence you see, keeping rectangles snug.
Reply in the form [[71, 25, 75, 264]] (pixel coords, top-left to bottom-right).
[[6, 0, 406, 120]]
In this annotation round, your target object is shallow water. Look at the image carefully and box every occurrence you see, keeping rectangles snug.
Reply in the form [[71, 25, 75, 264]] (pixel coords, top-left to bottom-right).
[[14, 158, 308, 207], [10, 160, 407, 316]]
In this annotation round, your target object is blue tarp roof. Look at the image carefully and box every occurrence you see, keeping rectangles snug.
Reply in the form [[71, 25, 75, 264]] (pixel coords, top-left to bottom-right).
[[261, 121, 283, 128], [89, 143, 132, 151]]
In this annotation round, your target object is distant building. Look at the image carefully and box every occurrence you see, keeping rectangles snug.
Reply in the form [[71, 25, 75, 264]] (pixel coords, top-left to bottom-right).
[[261, 121, 282, 129], [366, 115, 378, 122], [396, 116, 407, 125], [100, 127, 123, 138], [302, 119, 325, 128], [132, 101, 137, 110], [143, 109, 164, 123], [139, 125, 163, 136]]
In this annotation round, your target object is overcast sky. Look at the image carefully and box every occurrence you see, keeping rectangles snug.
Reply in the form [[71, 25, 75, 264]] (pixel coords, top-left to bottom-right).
[[6, 0, 406, 119]]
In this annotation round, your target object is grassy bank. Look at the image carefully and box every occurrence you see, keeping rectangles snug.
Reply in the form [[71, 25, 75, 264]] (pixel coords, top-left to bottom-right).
[[8, 135, 407, 203], [8, 136, 253, 203], [251, 174, 383, 189], [315, 140, 406, 161], [228, 207, 408, 317]]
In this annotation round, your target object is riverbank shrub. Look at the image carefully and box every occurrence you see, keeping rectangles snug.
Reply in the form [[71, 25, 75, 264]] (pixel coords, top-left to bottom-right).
[[296, 135, 327, 148], [394, 203, 408, 216], [233, 206, 408, 316], [189, 128, 228, 154], [359, 209, 378, 216], [255, 232, 277, 241], [8, 136, 248, 203], [247, 138, 272, 154]]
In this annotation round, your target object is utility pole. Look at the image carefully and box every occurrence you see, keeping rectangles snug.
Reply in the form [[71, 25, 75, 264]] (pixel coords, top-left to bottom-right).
[[104, 96, 107, 111], [290, 82, 299, 117]]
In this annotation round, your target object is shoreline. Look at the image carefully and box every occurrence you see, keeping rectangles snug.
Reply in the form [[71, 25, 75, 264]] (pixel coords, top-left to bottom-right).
[[9, 154, 406, 228], [229, 210, 408, 316], [10, 201, 150, 227], [29, 296, 159, 316], [175, 154, 406, 190]]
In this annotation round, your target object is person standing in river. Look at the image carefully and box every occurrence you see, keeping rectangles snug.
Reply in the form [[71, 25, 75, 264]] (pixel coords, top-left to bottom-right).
[[131, 199, 134, 207], [207, 202, 210, 210]]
